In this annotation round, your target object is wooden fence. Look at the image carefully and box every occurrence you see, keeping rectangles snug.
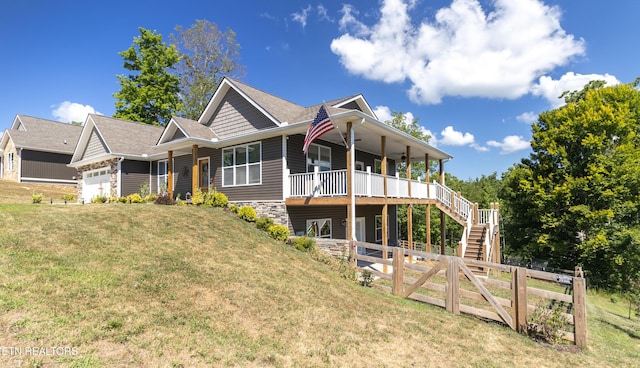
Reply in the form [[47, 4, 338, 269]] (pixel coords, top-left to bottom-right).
[[350, 242, 587, 348]]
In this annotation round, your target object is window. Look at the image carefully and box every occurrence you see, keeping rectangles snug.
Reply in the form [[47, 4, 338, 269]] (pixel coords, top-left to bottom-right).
[[355, 161, 364, 171], [307, 143, 331, 172], [222, 142, 261, 186], [199, 158, 210, 188], [375, 215, 385, 242], [158, 160, 168, 193], [374, 159, 382, 174], [306, 218, 332, 238], [8, 152, 14, 171]]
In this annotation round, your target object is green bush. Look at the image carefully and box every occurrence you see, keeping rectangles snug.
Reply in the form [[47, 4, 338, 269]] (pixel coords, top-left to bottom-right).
[[92, 194, 108, 203], [212, 192, 228, 208], [237, 206, 257, 222], [138, 182, 150, 197], [229, 204, 238, 213], [256, 217, 275, 231], [31, 192, 43, 204], [360, 270, 374, 287], [117, 196, 128, 204], [191, 188, 205, 205], [267, 224, 290, 242], [145, 193, 158, 202], [292, 236, 315, 252], [62, 193, 75, 202], [127, 193, 144, 203], [527, 303, 568, 345]]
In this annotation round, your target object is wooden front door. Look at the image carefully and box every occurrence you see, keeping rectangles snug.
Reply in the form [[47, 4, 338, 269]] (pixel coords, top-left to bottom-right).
[[198, 158, 210, 191]]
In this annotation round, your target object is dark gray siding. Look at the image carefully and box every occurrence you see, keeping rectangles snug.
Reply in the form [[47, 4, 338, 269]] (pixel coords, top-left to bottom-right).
[[339, 100, 362, 111], [171, 129, 186, 140], [172, 154, 192, 198], [205, 88, 277, 139], [287, 134, 396, 174], [121, 160, 150, 196], [21, 150, 76, 181], [81, 128, 108, 160], [210, 136, 282, 201], [287, 205, 347, 239]]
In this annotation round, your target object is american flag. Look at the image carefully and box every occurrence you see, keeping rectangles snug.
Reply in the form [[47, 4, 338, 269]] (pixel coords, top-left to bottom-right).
[[303, 105, 334, 154]]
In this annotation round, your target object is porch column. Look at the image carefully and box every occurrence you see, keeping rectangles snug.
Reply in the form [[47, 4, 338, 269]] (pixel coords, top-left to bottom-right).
[[192, 144, 198, 195], [381, 136, 388, 273], [439, 159, 446, 255], [168, 150, 173, 199], [347, 122, 355, 243], [425, 153, 431, 253], [406, 146, 413, 257]]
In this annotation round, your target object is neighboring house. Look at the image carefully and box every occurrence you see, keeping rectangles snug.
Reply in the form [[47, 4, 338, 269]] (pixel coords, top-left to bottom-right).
[[68, 114, 166, 203], [0, 115, 81, 184], [154, 77, 471, 248]]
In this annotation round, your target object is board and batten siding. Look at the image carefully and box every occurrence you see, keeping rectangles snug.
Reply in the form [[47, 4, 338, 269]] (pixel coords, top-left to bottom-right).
[[81, 128, 109, 160], [203, 88, 277, 139], [20, 150, 76, 182], [120, 160, 150, 197]]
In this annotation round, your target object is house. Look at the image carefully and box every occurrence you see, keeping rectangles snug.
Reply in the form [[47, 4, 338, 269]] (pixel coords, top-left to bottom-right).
[[68, 114, 166, 203], [0, 115, 82, 184], [153, 77, 500, 257]]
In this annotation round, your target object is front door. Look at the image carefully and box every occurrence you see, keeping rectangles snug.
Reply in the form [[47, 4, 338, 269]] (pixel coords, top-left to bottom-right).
[[198, 158, 210, 192]]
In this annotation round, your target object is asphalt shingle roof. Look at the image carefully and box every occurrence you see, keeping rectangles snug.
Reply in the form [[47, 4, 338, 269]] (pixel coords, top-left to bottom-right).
[[89, 114, 164, 156], [7, 115, 82, 154]]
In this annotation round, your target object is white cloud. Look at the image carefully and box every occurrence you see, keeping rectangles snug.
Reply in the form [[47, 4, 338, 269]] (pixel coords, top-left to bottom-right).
[[292, 5, 312, 28], [51, 101, 99, 123], [439, 126, 475, 146], [317, 5, 333, 22], [373, 105, 437, 145], [487, 135, 531, 154], [531, 72, 620, 107], [330, 0, 585, 104], [517, 111, 538, 124]]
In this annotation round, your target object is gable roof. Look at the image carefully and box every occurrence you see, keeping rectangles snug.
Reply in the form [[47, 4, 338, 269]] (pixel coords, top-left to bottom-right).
[[70, 114, 165, 166], [0, 115, 82, 154]]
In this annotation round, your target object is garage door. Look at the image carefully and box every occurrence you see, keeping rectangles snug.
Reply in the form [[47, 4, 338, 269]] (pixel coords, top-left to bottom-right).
[[82, 168, 111, 203]]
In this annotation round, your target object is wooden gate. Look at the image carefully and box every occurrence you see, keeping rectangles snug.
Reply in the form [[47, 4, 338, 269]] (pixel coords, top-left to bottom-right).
[[351, 241, 587, 348]]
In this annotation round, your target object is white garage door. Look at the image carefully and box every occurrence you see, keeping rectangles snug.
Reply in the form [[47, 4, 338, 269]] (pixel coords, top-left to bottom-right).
[[82, 168, 111, 203]]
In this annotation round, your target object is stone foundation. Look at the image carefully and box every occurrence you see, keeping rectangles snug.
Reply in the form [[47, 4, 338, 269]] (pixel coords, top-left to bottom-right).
[[232, 201, 289, 228]]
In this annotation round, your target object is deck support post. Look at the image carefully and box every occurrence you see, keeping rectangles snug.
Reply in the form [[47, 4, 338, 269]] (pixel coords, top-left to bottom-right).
[[381, 136, 389, 273], [167, 150, 173, 199], [191, 145, 198, 196]]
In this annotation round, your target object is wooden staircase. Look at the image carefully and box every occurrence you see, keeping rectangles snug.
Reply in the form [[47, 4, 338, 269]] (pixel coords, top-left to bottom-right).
[[464, 224, 487, 276]]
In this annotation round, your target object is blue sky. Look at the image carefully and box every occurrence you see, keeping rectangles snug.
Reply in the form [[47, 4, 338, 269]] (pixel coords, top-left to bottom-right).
[[0, 0, 637, 179]]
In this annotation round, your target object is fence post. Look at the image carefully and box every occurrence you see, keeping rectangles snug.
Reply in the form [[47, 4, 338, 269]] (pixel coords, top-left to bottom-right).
[[392, 247, 405, 296], [511, 267, 528, 333], [446, 257, 460, 315], [573, 267, 587, 349], [349, 241, 356, 266]]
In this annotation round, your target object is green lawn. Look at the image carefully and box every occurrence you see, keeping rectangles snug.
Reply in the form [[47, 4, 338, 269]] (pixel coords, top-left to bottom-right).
[[0, 200, 638, 367]]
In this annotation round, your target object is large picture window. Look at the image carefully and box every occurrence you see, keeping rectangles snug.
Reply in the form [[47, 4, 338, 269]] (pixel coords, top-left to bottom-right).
[[306, 218, 332, 239], [223, 142, 261, 186], [306, 143, 331, 172]]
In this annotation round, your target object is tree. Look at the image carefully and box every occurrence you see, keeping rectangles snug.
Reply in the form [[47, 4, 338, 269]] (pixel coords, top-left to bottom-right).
[[171, 20, 245, 120], [501, 80, 640, 290], [384, 111, 434, 179], [113, 27, 182, 126]]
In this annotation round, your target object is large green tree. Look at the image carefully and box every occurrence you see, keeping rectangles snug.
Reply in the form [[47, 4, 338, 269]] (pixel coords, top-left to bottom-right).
[[501, 80, 640, 290], [384, 111, 434, 179], [171, 20, 245, 120], [114, 27, 182, 126]]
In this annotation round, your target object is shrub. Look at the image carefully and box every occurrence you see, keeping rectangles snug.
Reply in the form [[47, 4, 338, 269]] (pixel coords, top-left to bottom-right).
[[154, 193, 174, 205], [117, 196, 128, 204], [267, 224, 290, 242], [229, 204, 238, 213], [92, 194, 108, 203], [256, 217, 275, 231], [360, 270, 374, 287], [145, 193, 158, 202], [528, 303, 568, 345], [292, 236, 315, 252], [62, 194, 75, 202], [212, 192, 228, 208], [127, 193, 144, 203], [191, 188, 205, 205], [237, 206, 257, 222], [31, 192, 43, 204], [138, 182, 150, 197]]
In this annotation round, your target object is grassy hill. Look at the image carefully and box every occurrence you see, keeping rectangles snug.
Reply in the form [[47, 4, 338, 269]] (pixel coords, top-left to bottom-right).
[[0, 182, 638, 367]]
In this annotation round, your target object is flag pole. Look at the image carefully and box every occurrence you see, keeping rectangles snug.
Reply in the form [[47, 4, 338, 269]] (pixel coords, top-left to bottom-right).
[[323, 103, 349, 148]]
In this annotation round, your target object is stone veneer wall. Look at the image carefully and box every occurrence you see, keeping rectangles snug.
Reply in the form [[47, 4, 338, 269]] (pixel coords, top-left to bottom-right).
[[2, 138, 19, 181], [232, 201, 289, 228], [76, 158, 120, 201]]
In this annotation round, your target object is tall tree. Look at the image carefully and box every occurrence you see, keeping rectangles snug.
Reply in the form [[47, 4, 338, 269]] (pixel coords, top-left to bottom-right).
[[113, 27, 182, 126], [384, 111, 434, 179], [171, 20, 245, 120], [501, 80, 640, 290]]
